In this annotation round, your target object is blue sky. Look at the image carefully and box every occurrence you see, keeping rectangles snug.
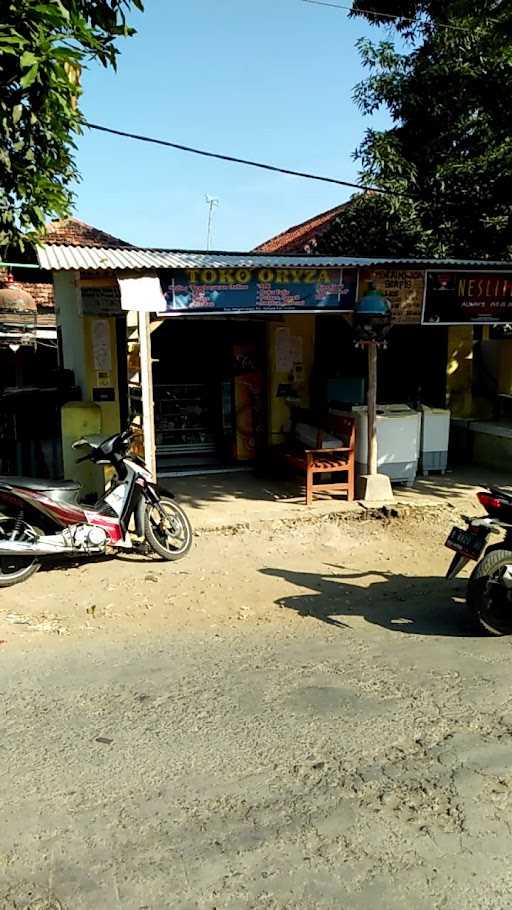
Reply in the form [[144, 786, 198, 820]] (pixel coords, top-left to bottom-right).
[[74, 0, 391, 250]]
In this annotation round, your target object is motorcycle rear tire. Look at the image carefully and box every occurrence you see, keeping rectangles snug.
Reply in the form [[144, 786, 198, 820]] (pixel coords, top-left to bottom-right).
[[0, 558, 39, 587], [466, 548, 512, 636]]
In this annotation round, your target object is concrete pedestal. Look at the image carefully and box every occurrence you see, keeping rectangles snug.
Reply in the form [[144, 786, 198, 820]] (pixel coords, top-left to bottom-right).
[[359, 473, 394, 503]]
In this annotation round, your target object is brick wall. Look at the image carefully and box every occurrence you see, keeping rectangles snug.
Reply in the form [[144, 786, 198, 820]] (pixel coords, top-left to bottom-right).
[[0, 268, 54, 315]]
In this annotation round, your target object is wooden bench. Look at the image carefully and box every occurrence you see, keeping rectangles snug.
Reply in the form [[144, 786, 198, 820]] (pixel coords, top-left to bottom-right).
[[279, 411, 356, 505]]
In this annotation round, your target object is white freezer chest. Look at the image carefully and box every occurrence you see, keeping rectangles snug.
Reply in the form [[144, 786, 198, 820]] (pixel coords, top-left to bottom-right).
[[351, 404, 421, 486]]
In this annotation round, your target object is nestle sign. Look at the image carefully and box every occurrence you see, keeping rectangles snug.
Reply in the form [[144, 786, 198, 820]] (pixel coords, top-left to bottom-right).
[[423, 271, 512, 324]]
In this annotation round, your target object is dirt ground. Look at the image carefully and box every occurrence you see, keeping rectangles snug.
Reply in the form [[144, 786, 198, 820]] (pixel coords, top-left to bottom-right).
[[2, 507, 512, 908], [0, 507, 466, 642]]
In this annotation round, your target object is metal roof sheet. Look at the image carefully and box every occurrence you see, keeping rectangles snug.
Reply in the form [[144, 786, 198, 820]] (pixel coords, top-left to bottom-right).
[[36, 245, 512, 272]]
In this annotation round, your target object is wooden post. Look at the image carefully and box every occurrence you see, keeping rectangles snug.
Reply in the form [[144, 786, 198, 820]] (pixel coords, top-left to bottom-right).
[[138, 310, 156, 481], [367, 341, 378, 476]]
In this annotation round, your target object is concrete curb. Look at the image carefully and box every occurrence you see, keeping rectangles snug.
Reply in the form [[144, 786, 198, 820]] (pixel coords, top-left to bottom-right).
[[192, 496, 464, 537]]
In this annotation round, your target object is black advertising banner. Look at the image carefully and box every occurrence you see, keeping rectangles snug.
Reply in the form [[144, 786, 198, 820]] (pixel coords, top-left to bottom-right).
[[423, 271, 512, 324], [159, 267, 358, 314]]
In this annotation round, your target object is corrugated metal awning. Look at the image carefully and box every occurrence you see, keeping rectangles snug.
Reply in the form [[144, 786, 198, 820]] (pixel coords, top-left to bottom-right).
[[36, 245, 512, 272]]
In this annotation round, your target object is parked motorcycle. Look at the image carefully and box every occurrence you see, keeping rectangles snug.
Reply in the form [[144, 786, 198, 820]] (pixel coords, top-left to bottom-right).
[[446, 487, 512, 635], [0, 428, 192, 587]]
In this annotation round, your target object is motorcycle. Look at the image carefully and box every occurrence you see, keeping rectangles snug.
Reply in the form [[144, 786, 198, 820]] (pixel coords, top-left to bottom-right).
[[445, 487, 512, 635], [0, 428, 192, 587]]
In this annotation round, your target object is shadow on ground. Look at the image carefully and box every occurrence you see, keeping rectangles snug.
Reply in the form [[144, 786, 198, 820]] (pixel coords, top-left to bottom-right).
[[160, 472, 307, 512], [160, 465, 512, 513], [261, 564, 473, 637]]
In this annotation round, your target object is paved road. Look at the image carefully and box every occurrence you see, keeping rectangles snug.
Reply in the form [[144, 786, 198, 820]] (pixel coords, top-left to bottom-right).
[[2, 514, 512, 908]]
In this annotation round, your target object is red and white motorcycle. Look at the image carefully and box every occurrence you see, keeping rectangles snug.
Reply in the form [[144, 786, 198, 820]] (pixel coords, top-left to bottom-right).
[[0, 428, 192, 587]]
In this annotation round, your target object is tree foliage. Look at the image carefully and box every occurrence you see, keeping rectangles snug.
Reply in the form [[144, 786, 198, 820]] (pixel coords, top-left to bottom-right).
[[318, 1, 512, 259], [312, 192, 428, 257], [0, 0, 143, 250]]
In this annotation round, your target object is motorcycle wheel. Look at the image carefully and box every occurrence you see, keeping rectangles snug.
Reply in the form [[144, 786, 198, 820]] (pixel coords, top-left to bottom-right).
[[466, 548, 512, 635], [0, 518, 40, 588], [144, 498, 193, 561]]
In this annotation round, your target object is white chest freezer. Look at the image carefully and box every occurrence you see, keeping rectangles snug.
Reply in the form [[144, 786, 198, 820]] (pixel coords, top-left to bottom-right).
[[351, 404, 421, 486], [420, 405, 450, 475]]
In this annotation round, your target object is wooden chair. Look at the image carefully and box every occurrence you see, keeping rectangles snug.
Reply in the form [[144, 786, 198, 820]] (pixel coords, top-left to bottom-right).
[[281, 411, 356, 505]]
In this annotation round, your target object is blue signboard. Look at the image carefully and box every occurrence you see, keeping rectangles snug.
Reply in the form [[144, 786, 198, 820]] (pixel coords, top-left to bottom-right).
[[159, 267, 357, 314]]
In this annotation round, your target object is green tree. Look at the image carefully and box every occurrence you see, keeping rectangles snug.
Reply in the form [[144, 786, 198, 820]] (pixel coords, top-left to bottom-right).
[[318, 1, 512, 259], [0, 0, 143, 250], [312, 192, 429, 257]]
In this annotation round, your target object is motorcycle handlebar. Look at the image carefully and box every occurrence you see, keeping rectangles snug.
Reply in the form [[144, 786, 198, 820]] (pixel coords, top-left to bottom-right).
[[72, 428, 139, 465]]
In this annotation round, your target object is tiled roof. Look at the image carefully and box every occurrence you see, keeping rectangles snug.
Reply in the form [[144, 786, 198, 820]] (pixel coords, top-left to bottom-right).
[[1, 219, 133, 316], [254, 203, 349, 253], [43, 217, 131, 248]]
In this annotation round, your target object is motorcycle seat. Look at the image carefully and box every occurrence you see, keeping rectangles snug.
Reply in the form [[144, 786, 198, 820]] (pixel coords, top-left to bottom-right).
[[490, 486, 512, 502], [0, 476, 80, 493]]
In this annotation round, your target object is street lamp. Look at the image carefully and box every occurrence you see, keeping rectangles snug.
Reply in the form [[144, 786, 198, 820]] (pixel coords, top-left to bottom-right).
[[353, 283, 393, 503]]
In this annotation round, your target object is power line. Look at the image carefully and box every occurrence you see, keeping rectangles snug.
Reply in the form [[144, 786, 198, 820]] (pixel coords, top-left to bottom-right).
[[301, 0, 499, 32], [85, 121, 412, 199]]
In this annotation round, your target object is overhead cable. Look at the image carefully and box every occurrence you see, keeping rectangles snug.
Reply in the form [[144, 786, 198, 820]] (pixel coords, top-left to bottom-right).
[[301, 0, 500, 32], [85, 121, 414, 200]]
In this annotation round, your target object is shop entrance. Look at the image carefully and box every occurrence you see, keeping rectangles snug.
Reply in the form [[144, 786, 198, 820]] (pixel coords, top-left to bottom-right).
[[151, 318, 267, 473]]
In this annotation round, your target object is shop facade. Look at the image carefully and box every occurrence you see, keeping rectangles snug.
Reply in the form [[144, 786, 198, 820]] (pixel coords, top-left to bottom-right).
[[36, 245, 512, 494]]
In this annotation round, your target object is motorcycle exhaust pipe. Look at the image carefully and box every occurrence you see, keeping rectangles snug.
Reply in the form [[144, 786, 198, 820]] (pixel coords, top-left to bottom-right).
[[0, 539, 71, 557]]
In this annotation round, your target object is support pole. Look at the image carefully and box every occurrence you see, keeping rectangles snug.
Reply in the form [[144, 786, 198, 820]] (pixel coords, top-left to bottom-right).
[[359, 339, 392, 503], [138, 309, 156, 481], [367, 341, 378, 475]]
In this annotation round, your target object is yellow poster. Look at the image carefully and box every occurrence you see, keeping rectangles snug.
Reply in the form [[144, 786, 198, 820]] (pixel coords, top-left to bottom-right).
[[360, 269, 425, 324]]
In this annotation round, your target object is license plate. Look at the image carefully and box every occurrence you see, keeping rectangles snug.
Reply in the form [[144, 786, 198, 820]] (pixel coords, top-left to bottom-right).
[[445, 525, 487, 560]]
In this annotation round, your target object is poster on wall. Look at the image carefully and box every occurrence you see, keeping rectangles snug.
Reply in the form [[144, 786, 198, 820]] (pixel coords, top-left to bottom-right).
[[422, 271, 512, 324], [91, 319, 112, 372], [159, 267, 358, 314], [360, 268, 425, 324]]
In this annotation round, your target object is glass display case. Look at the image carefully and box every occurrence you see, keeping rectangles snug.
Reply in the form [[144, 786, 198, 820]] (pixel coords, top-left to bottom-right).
[[154, 383, 217, 460]]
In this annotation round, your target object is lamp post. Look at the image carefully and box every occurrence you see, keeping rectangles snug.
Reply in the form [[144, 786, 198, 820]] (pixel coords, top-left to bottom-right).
[[353, 283, 394, 503]]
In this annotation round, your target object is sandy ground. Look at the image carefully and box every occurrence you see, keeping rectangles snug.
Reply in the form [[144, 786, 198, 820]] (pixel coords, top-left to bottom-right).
[[2, 508, 512, 908]]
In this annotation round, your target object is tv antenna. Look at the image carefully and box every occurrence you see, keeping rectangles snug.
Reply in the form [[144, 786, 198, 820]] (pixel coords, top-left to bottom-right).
[[205, 194, 220, 250]]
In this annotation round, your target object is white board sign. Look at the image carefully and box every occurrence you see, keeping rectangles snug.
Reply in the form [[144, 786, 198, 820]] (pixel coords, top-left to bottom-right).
[[118, 275, 166, 313]]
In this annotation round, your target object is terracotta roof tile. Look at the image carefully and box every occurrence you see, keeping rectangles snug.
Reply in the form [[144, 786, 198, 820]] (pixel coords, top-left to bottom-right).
[[43, 217, 130, 248], [254, 203, 349, 253], [0, 219, 133, 319]]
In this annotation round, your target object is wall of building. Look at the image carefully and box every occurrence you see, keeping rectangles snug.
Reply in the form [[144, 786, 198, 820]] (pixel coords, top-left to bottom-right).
[[446, 326, 474, 418], [55, 271, 122, 493]]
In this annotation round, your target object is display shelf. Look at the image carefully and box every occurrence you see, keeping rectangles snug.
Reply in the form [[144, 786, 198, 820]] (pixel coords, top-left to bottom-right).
[[154, 383, 216, 456]]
